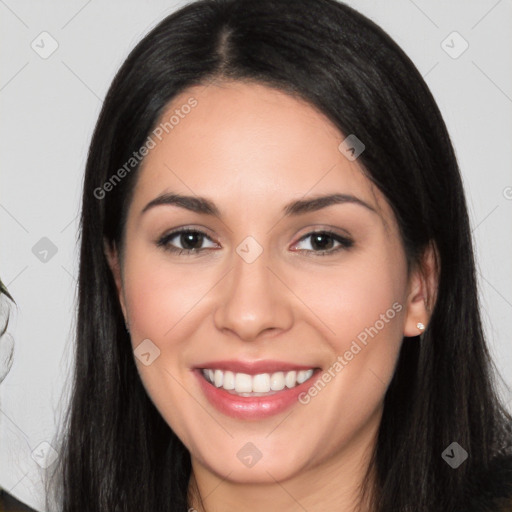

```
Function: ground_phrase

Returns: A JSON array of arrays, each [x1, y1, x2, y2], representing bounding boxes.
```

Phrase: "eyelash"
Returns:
[[156, 228, 354, 256]]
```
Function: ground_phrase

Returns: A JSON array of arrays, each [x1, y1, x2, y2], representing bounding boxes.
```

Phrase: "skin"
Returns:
[[106, 80, 437, 512]]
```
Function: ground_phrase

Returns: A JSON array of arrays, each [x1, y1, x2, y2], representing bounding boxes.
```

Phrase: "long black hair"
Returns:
[[49, 0, 512, 510]]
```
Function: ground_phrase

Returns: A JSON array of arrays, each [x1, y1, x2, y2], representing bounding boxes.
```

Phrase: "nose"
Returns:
[[213, 244, 294, 342]]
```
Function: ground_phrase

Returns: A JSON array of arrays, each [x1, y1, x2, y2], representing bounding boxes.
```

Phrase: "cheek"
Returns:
[[290, 246, 407, 350], [121, 249, 206, 434], [318, 250, 407, 413], [123, 248, 211, 341], [290, 244, 407, 413]]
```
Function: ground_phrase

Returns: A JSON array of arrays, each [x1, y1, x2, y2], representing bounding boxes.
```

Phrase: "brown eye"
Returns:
[[157, 229, 217, 255], [292, 230, 354, 255]]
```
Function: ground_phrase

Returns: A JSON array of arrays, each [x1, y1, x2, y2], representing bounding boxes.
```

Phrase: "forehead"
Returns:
[[131, 80, 392, 225]]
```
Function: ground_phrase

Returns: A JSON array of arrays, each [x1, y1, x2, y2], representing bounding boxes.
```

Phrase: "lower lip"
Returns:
[[194, 369, 319, 420]]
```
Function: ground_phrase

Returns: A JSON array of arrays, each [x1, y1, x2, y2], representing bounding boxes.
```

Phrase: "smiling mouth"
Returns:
[[199, 368, 320, 396]]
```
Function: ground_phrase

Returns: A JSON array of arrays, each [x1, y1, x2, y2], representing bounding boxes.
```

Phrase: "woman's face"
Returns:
[[107, 80, 428, 485]]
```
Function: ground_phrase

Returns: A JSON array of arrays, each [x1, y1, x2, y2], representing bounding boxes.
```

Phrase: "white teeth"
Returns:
[[201, 368, 315, 394], [223, 370, 235, 390], [214, 369, 223, 388], [297, 369, 313, 384], [270, 372, 285, 391], [285, 370, 297, 388], [234, 373, 252, 393], [253, 373, 271, 393]]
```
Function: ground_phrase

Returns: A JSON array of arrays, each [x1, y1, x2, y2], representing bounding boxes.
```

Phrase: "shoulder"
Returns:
[[457, 452, 512, 512]]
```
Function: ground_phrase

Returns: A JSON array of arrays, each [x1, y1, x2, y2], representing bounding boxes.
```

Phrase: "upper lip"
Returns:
[[194, 359, 319, 375]]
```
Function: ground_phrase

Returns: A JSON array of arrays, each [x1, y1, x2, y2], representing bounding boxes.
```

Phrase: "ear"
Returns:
[[104, 238, 128, 322], [403, 241, 439, 337]]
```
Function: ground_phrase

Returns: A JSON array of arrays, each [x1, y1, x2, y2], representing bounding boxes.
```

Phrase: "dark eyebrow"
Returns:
[[282, 193, 376, 216], [141, 193, 220, 217], [140, 192, 377, 218]]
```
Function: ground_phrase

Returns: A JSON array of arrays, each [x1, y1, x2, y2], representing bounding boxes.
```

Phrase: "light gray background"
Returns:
[[1, 0, 511, 510]]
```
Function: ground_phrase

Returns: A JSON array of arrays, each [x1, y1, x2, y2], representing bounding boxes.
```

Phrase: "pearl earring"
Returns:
[[417, 322, 425, 332]]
